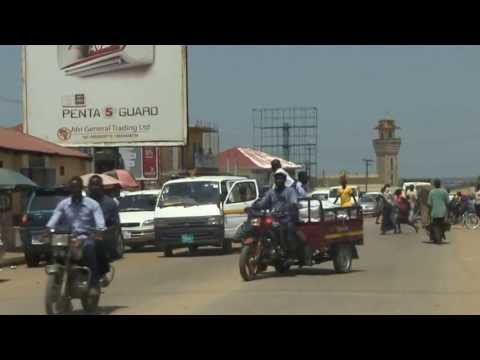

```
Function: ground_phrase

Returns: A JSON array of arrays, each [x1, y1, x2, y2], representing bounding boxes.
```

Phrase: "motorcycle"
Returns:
[[238, 207, 313, 281], [447, 201, 479, 230], [44, 228, 114, 315]]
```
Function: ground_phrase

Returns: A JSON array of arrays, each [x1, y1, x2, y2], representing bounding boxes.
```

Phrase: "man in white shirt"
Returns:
[[406, 185, 417, 223]]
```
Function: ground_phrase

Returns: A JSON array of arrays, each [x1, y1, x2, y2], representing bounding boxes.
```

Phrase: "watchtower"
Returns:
[[373, 114, 401, 186]]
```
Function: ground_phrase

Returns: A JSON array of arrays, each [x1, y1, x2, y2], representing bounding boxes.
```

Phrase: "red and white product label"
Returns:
[[88, 45, 123, 57]]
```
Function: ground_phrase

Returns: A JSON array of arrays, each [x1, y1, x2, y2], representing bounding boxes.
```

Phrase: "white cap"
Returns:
[[274, 168, 289, 178]]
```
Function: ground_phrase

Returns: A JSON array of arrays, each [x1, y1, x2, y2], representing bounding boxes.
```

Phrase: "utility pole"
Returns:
[[306, 146, 312, 177], [362, 159, 374, 193]]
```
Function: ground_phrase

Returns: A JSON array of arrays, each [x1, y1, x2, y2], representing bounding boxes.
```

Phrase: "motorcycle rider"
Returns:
[[270, 159, 295, 188], [427, 179, 449, 241], [451, 191, 468, 220], [46, 176, 105, 296], [254, 170, 299, 264], [87, 175, 120, 287]]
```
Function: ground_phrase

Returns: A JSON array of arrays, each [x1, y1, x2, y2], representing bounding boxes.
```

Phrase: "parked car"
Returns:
[[119, 190, 162, 251], [309, 188, 335, 209], [154, 176, 260, 256], [20, 187, 71, 267], [358, 194, 379, 216]]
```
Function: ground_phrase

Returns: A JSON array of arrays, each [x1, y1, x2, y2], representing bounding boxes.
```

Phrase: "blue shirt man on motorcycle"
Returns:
[[253, 170, 299, 261], [46, 176, 106, 296]]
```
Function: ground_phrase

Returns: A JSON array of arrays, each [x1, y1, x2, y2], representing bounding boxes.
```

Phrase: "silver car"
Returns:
[[359, 195, 379, 216]]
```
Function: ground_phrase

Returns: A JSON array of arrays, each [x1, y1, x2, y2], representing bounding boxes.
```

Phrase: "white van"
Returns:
[[154, 176, 259, 256], [402, 182, 431, 193]]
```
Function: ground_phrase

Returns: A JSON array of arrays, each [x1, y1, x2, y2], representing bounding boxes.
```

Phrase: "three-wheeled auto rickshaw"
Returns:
[[238, 198, 364, 281]]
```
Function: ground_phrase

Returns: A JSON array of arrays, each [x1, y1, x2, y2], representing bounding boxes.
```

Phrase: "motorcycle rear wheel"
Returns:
[[45, 275, 71, 315], [431, 225, 442, 244], [81, 291, 100, 314]]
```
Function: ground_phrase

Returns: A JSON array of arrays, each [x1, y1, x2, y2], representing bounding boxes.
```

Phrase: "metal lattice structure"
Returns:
[[253, 107, 318, 177]]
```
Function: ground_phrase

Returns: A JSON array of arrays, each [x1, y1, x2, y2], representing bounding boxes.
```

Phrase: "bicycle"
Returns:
[[447, 209, 480, 230]]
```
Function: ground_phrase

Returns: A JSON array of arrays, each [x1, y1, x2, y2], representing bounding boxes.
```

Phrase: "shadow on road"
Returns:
[[126, 246, 161, 254], [295, 268, 365, 276], [251, 268, 365, 281], [421, 241, 451, 245], [69, 305, 129, 315], [159, 247, 241, 259], [0, 279, 10, 284]]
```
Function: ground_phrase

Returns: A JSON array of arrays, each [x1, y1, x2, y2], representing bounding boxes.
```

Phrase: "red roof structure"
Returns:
[[219, 147, 301, 171], [10, 124, 23, 133], [0, 127, 90, 159]]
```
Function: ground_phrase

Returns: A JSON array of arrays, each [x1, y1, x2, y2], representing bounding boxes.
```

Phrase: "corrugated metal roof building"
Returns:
[[1, 126, 91, 187]]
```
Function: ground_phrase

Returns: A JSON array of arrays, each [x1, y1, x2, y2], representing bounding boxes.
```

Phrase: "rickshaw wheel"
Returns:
[[333, 244, 353, 273]]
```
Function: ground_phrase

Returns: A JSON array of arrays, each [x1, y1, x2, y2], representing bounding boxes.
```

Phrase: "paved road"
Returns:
[[2, 219, 480, 315]]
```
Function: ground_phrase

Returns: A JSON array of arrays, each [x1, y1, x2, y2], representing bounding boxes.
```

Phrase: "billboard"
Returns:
[[23, 45, 188, 147], [118, 147, 158, 180]]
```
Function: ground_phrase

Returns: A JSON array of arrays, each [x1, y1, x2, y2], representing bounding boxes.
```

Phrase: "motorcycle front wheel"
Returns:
[[239, 244, 261, 282], [45, 274, 71, 315], [464, 213, 480, 230]]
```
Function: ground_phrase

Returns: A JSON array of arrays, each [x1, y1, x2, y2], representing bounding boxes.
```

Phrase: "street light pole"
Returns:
[[362, 159, 374, 193]]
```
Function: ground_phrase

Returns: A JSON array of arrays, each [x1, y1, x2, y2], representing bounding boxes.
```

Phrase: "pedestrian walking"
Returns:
[[375, 193, 384, 224], [380, 185, 395, 235], [427, 179, 450, 241], [394, 188, 418, 233], [406, 185, 417, 223]]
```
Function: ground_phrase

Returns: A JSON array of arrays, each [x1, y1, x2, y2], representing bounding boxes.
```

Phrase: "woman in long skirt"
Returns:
[[381, 185, 395, 234]]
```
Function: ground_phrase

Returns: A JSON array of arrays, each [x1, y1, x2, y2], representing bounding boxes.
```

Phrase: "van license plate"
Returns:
[[181, 234, 194, 244]]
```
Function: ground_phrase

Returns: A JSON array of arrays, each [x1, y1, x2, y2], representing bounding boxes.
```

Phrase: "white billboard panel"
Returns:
[[23, 45, 188, 147]]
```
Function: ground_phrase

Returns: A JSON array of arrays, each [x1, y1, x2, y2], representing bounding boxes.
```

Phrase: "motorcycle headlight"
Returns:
[[250, 218, 261, 227], [208, 216, 223, 225], [143, 219, 154, 227]]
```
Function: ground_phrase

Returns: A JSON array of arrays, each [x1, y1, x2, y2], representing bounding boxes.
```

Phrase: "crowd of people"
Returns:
[[376, 184, 419, 235]]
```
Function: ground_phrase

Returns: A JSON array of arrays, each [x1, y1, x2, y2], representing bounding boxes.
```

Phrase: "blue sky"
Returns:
[[1, 45, 479, 178]]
